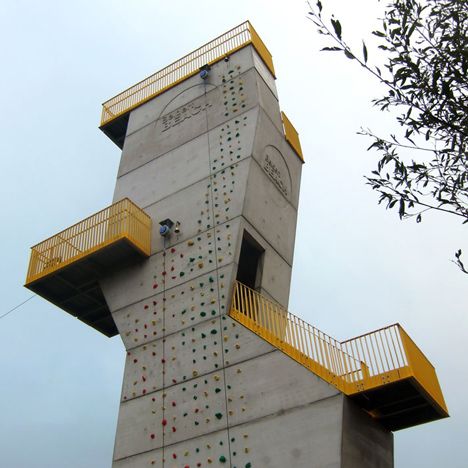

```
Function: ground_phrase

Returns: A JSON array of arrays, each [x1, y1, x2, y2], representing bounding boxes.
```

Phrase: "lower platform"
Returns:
[[350, 376, 447, 431], [25, 198, 152, 337], [26, 238, 145, 337]]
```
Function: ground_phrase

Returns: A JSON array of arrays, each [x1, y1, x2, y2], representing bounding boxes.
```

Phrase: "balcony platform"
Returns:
[[25, 199, 152, 337], [350, 376, 447, 431]]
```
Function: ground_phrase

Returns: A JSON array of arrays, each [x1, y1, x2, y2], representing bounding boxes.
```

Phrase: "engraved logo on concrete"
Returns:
[[262, 145, 292, 198], [161, 102, 212, 132]]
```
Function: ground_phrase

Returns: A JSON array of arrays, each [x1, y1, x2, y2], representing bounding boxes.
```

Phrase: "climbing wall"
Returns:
[[100, 44, 392, 468]]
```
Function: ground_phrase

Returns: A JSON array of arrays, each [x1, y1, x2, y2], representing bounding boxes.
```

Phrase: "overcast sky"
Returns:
[[1, 1, 466, 467]]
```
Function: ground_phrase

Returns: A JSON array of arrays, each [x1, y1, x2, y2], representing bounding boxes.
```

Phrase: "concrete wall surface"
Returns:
[[97, 43, 393, 468]]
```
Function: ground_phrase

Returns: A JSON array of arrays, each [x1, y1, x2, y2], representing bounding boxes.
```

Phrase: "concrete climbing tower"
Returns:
[[25, 22, 448, 468]]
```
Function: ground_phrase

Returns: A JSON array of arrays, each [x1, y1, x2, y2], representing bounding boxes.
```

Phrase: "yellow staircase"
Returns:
[[229, 281, 448, 431]]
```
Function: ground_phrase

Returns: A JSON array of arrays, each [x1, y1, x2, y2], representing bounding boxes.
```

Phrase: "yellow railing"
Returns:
[[281, 112, 304, 162], [25, 198, 152, 285], [229, 281, 447, 413], [100, 21, 275, 127]]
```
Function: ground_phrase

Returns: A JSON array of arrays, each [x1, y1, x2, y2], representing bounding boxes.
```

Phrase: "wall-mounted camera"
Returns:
[[159, 218, 174, 237], [199, 64, 211, 80]]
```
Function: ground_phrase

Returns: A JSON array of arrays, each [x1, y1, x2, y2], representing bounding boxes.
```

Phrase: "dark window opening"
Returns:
[[236, 232, 264, 290]]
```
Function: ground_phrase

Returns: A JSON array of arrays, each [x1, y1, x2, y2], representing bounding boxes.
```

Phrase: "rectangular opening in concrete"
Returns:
[[236, 230, 264, 290]]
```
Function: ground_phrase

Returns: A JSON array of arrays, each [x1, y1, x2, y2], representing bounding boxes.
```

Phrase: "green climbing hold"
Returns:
[[215, 388, 221, 393], [211, 329, 218, 335], [215, 413, 223, 420], [219, 455, 227, 463]]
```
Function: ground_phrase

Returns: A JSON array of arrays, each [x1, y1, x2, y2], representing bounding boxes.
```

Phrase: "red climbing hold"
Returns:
[[153, 284, 158, 289], [150, 433, 155, 439], [172, 453, 177, 459], [170, 248, 176, 253], [162, 418, 167, 426], [172, 426, 176, 432], [144, 305, 149, 309], [172, 401, 176, 407]]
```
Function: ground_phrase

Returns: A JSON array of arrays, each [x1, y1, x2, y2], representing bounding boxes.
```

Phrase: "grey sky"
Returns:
[[1, 0, 466, 467]]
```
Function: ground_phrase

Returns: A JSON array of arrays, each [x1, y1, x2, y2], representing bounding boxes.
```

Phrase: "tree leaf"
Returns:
[[321, 47, 342, 52], [331, 18, 342, 40], [399, 199, 405, 219], [362, 41, 368, 63]]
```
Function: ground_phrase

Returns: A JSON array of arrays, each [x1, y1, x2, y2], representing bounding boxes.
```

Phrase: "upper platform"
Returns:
[[100, 21, 275, 149], [25, 198, 151, 336]]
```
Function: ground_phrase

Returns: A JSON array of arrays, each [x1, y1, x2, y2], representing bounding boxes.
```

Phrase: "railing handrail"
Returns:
[[103, 22, 250, 110], [30, 198, 150, 251], [26, 198, 152, 285], [229, 280, 436, 394], [100, 21, 275, 126], [341, 323, 401, 344]]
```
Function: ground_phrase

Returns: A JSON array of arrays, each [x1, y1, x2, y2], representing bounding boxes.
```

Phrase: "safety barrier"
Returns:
[[25, 198, 151, 285], [229, 280, 447, 410], [281, 112, 304, 161], [101, 21, 275, 126]]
